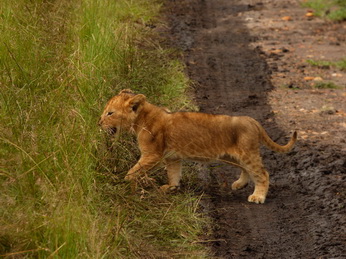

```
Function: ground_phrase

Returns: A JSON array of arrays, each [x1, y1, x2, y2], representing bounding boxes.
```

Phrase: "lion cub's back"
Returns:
[[164, 112, 238, 159]]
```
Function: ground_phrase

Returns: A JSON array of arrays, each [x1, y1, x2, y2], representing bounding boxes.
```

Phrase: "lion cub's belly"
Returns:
[[164, 150, 214, 162], [164, 144, 229, 162]]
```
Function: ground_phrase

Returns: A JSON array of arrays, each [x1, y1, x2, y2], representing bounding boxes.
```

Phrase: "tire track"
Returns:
[[167, 0, 345, 258]]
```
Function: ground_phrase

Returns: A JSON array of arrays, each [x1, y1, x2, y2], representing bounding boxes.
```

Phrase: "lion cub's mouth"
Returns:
[[107, 127, 117, 135]]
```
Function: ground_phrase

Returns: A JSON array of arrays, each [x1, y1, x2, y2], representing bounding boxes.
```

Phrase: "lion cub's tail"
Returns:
[[260, 126, 297, 153]]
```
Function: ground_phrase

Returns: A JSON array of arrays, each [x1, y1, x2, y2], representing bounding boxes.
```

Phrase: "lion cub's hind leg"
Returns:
[[222, 155, 249, 190], [231, 170, 250, 190], [240, 153, 269, 204], [160, 159, 182, 193]]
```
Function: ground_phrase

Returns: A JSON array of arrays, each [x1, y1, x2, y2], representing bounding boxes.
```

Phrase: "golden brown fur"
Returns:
[[99, 89, 297, 204]]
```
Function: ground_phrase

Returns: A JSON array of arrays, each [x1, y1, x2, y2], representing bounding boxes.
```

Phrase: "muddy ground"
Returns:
[[165, 0, 345, 258]]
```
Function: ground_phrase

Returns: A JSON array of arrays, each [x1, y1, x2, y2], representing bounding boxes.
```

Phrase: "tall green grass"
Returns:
[[0, 0, 208, 257]]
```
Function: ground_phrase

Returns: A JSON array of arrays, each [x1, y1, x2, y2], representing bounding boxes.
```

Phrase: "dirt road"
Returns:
[[166, 0, 346, 258]]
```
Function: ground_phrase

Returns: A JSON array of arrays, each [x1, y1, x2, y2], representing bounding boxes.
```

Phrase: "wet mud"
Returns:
[[165, 0, 346, 258]]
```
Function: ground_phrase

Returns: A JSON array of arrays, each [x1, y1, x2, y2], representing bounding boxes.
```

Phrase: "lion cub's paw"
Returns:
[[125, 174, 156, 186], [248, 194, 266, 204], [124, 174, 135, 181], [124, 175, 132, 181], [160, 185, 180, 193], [231, 181, 248, 190], [124, 175, 135, 181]]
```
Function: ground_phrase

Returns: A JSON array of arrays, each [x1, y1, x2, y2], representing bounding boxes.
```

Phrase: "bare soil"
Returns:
[[165, 0, 346, 258]]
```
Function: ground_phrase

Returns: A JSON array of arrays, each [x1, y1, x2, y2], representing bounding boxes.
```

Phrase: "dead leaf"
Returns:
[[281, 16, 292, 21], [336, 111, 346, 116], [271, 49, 282, 54], [303, 76, 323, 81], [313, 77, 323, 81], [305, 10, 314, 17]]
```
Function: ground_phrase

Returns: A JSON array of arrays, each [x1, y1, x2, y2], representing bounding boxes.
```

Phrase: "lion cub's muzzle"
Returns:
[[101, 126, 117, 136], [98, 119, 117, 135]]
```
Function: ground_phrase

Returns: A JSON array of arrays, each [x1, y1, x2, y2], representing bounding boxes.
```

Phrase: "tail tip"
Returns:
[[293, 131, 298, 140]]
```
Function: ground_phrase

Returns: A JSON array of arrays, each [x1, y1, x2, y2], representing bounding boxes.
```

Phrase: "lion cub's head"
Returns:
[[99, 89, 146, 136]]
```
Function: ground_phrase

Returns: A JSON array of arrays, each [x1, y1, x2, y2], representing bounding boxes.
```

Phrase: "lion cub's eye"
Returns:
[[107, 111, 114, 116]]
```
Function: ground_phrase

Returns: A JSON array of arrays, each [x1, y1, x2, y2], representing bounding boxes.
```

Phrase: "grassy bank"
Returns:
[[0, 0, 208, 258], [302, 0, 346, 20]]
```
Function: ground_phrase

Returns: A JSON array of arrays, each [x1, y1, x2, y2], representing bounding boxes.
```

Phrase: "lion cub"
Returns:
[[99, 89, 297, 204]]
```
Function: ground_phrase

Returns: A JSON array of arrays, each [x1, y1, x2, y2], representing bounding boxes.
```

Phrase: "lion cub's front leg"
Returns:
[[124, 155, 161, 181], [160, 159, 182, 193]]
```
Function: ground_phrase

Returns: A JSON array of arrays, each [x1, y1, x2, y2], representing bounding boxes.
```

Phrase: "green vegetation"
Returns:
[[0, 0, 208, 258], [313, 81, 340, 88], [302, 0, 346, 21], [307, 58, 346, 70]]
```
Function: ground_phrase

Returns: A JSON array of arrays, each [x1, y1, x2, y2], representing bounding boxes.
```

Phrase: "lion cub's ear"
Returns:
[[119, 89, 134, 95], [128, 94, 146, 112]]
